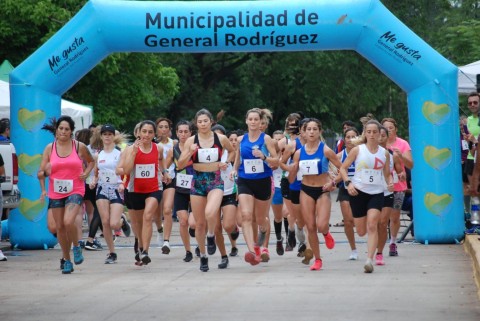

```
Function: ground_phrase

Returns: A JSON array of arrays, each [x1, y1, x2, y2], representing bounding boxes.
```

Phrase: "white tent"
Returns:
[[458, 60, 480, 94], [0, 79, 93, 131]]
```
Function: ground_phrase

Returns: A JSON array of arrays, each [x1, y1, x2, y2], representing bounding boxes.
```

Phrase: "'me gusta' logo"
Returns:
[[48, 37, 88, 74]]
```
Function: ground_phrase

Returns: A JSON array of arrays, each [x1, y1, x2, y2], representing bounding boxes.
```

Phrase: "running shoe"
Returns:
[[93, 238, 103, 249], [188, 227, 196, 238], [297, 242, 306, 257], [60, 258, 65, 270], [72, 245, 84, 265], [105, 252, 117, 264], [229, 247, 238, 257], [310, 259, 322, 271], [114, 229, 122, 237], [85, 240, 102, 251], [260, 248, 270, 263], [135, 251, 142, 265], [364, 260, 374, 273], [121, 214, 132, 237], [162, 241, 171, 254], [375, 253, 385, 266], [302, 249, 314, 265], [0, 250, 7, 261], [349, 250, 358, 261], [324, 232, 335, 249], [200, 256, 209, 272], [230, 226, 240, 241], [78, 240, 85, 249], [389, 243, 398, 256], [62, 260, 74, 274], [184, 251, 193, 262], [195, 246, 200, 257], [218, 256, 229, 269], [141, 251, 151, 265], [244, 251, 260, 266], [254, 245, 261, 261], [287, 229, 296, 249], [276, 237, 284, 256], [157, 228, 164, 247], [207, 235, 216, 255]]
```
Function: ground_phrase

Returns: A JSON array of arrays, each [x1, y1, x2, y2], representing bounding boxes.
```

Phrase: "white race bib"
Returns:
[[99, 170, 118, 184], [176, 173, 193, 189], [392, 171, 399, 184], [299, 159, 319, 176], [54, 179, 73, 194], [244, 159, 264, 174], [273, 172, 282, 188], [462, 140, 469, 151], [360, 169, 382, 185], [198, 148, 219, 163], [135, 164, 155, 179]]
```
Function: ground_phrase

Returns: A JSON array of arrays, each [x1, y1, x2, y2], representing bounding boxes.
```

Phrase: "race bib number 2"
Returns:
[[54, 179, 73, 194], [135, 164, 155, 179]]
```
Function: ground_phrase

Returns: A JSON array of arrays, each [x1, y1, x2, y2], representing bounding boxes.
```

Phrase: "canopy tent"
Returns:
[[458, 60, 480, 94], [0, 79, 93, 131]]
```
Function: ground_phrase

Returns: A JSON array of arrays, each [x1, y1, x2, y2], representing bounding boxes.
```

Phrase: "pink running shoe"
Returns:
[[324, 232, 335, 249], [375, 253, 385, 266], [310, 259, 322, 271], [245, 252, 260, 266], [254, 246, 261, 261], [260, 248, 270, 263]]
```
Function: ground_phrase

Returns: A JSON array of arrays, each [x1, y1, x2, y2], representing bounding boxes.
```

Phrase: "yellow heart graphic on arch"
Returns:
[[423, 146, 451, 170], [424, 192, 452, 216], [421, 101, 450, 125], [18, 108, 46, 132]]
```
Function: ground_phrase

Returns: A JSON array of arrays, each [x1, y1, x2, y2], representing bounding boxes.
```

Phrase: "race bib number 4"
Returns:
[[299, 159, 319, 176], [244, 159, 264, 174], [54, 179, 73, 194], [135, 164, 155, 179], [360, 169, 382, 185], [198, 148, 219, 163], [176, 173, 193, 189]]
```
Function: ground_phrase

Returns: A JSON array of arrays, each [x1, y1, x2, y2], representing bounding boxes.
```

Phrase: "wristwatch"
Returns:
[[344, 180, 351, 187]]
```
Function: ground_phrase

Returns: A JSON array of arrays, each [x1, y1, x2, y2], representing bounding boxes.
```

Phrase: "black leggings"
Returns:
[[85, 184, 102, 238]]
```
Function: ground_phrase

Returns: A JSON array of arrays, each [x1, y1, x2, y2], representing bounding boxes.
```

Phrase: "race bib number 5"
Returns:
[[135, 164, 155, 179], [360, 169, 382, 185], [244, 159, 264, 174], [54, 179, 73, 194], [198, 148, 219, 163]]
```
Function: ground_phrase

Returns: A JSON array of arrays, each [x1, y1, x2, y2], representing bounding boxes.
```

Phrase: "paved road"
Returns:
[[1, 191, 479, 321]]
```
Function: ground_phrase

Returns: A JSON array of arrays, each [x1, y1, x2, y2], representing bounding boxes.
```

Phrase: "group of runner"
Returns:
[[37, 108, 413, 274]]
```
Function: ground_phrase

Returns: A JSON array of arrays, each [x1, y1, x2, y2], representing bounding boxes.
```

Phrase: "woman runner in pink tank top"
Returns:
[[38, 116, 95, 274]]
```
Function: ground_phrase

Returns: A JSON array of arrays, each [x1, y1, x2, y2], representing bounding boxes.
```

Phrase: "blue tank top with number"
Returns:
[[238, 132, 272, 179], [298, 142, 327, 176], [339, 149, 355, 188], [289, 137, 303, 191]]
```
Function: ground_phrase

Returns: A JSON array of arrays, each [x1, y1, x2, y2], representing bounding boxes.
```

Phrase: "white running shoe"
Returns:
[[0, 250, 7, 261], [349, 250, 358, 261]]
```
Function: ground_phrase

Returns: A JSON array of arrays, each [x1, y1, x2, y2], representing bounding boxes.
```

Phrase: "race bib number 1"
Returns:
[[360, 169, 382, 185], [135, 164, 155, 179], [54, 179, 73, 194], [244, 159, 264, 174], [198, 148, 219, 163]]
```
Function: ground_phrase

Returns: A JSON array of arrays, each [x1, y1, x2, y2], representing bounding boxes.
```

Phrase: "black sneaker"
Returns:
[[230, 226, 240, 241], [276, 237, 285, 256], [297, 242, 307, 257], [218, 256, 229, 269], [105, 253, 117, 264], [184, 251, 193, 262], [287, 230, 296, 249], [85, 240, 102, 251], [207, 235, 216, 255], [200, 256, 209, 272], [229, 247, 239, 257], [188, 227, 196, 238], [195, 246, 200, 257], [121, 214, 132, 237], [141, 251, 151, 265]]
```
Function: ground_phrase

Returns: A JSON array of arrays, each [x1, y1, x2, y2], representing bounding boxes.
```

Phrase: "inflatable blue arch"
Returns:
[[9, 0, 462, 249]]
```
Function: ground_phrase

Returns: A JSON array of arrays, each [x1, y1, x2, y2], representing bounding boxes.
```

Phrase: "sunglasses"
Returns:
[[469, 101, 479, 106]]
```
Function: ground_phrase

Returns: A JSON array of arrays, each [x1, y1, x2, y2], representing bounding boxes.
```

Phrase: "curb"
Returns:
[[464, 235, 480, 300]]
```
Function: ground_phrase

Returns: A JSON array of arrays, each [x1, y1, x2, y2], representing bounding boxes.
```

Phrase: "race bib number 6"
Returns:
[[244, 159, 264, 174], [135, 164, 155, 179], [54, 179, 73, 194]]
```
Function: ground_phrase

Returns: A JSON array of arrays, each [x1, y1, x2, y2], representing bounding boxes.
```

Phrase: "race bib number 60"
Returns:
[[135, 164, 155, 179]]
